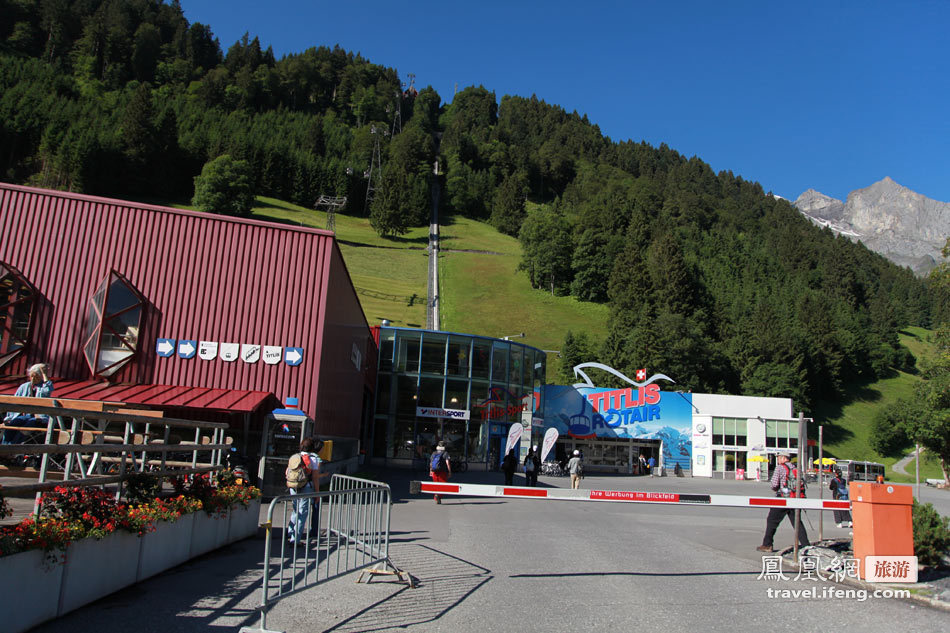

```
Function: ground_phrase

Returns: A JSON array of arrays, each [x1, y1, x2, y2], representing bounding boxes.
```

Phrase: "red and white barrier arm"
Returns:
[[409, 480, 850, 512]]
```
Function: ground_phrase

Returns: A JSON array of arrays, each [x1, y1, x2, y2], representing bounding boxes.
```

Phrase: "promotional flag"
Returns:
[[541, 427, 559, 462], [504, 422, 523, 456]]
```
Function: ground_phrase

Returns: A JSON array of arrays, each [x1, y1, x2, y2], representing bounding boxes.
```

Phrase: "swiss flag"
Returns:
[[636, 368, 647, 381]]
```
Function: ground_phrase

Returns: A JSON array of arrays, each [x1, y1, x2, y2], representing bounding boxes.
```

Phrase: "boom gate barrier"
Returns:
[[242, 475, 412, 633], [410, 480, 852, 511]]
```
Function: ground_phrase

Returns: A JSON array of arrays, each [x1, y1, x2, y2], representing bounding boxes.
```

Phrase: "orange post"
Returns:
[[850, 482, 914, 579]]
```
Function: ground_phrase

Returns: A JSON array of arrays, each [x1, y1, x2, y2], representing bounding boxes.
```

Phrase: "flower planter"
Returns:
[[137, 512, 196, 581], [227, 499, 261, 544], [1, 548, 64, 633], [190, 509, 230, 557], [58, 529, 142, 615]]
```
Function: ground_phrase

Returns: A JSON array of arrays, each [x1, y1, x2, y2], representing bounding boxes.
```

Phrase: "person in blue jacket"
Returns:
[[2, 363, 53, 444]]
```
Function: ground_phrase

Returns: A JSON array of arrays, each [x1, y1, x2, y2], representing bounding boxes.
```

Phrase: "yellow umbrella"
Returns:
[[748, 455, 769, 462], [813, 457, 837, 465]]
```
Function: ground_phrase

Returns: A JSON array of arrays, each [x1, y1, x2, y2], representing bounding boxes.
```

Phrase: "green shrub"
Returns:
[[913, 499, 950, 566]]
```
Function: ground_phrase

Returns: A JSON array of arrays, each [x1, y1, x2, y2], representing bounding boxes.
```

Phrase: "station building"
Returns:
[[370, 326, 546, 469], [0, 183, 376, 461]]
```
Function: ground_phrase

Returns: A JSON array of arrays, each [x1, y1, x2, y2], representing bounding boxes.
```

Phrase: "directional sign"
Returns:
[[263, 346, 282, 365], [241, 344, 261, 364], [285, 347, 304, 366], [156, 338, 175, 357], [220, 343, 239, 362], [198, 341, 218, 361], [178, 340, 197, 359]]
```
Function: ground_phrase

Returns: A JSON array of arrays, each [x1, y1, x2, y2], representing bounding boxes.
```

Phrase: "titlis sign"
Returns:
[[569, 363, 676, 437]]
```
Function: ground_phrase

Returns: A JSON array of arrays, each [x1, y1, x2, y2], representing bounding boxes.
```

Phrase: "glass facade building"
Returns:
[[372, 327, 546, 469]]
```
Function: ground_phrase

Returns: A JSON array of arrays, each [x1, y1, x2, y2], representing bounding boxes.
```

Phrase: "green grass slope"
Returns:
[[812, 327, 942, 483], [437, 215, 609, 380]]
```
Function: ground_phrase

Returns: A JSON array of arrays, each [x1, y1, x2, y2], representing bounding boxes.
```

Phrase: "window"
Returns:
[[712, 418, 747, 446], [471, 340, 491, 379], [82, 271, 145, 377], [378, 330, 395, 372], [420, 332, 447, 374], [395, 331, 420, 373], [0, 262, 36, 369], [765, 420, 798, 449]]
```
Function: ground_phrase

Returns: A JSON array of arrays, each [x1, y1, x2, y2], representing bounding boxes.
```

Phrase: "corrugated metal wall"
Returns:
[[0, 183, 374, 436]]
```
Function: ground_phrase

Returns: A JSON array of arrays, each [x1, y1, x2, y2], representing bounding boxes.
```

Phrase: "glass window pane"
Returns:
[[395, 332, 420, 373], [467, 419, 487, 462], [446, 335, 470, 377], [420, 333, 447, 374], [714, 450, 725, 471], [375, 373, 392, 414], [392, 416, 414, 458], [396, 375, 418, 414], [713, 419, 724, 435], [379, 331, 395, 372], [97, 349, 133, 373], [445, 379, 469, 410], [491, 341, 508, 382], [724, 419, 735, 436], [418, 376, 444, 407], [443, 420, 465, 458], [472, 340, 491, 379], [104, 308, 141, 351], [509, 345, 523, 385], [105, 274, 141, 315]]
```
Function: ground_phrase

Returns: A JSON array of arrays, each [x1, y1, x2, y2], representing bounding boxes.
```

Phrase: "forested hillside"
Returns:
[[1, 0, 941, 414]]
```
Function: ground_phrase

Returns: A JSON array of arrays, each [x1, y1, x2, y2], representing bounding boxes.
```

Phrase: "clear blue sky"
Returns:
[[180, 0, 950, 203]]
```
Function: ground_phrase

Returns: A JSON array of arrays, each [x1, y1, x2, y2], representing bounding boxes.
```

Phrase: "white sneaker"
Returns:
[[836, 523, 843, 528]]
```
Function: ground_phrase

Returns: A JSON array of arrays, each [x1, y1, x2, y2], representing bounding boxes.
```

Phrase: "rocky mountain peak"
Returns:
[[794, 178, 948, 276]]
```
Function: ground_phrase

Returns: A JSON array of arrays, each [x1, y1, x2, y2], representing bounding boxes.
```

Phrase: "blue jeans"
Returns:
[[287, 483, 314, 542], [2, 415, 46, 444]]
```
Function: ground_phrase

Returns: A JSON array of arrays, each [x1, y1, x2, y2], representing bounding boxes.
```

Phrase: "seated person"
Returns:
[[2, 363, 54, 444]]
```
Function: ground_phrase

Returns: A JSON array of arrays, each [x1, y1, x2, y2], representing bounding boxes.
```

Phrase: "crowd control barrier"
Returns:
[[241, 474, 412, 633]]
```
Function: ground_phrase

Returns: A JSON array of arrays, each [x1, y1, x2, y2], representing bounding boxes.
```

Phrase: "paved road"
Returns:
[[33, 470, 948, 633]]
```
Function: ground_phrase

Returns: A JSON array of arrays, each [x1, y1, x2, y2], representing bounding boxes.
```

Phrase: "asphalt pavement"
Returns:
[[28, 470, 950, 633]]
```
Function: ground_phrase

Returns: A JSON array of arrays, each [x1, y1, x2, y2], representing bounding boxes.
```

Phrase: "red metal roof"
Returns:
[[0, 376, 276, 414], [0, 183, 376, 436]]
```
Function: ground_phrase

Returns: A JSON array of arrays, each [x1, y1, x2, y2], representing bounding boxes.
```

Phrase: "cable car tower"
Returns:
[[314, 194, 347, 233], [363, 125, 386, 215]]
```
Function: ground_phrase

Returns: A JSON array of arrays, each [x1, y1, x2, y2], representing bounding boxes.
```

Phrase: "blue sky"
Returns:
[[180, 1, 950, 203]]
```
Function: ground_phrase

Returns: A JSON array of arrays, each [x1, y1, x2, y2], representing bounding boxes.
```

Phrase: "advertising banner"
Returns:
[[504, 423, 523, 455], [541, 427, 559, 462]]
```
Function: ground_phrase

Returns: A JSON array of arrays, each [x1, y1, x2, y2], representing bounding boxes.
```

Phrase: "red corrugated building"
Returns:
[[0, 183, 376, 448]]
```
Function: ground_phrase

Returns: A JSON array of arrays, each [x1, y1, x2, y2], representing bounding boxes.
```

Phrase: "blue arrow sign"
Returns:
[[178, 340, 197, 359], [156, 338, 176, 357], [284, 347, 304, 366]]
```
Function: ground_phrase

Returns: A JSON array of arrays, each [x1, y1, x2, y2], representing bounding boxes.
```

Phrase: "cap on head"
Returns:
[[573, 449, 580, 456]]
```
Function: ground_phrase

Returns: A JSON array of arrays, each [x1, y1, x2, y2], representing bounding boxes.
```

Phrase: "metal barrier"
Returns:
[[241, 474, 412, 633], [0, 400, 229, 513]]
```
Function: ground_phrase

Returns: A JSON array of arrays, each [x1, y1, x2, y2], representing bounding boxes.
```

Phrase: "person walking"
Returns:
[[757, 453, 810, 552], [829, 468, 853, 528], [502, 448, 518, 486], [638, 453, 647, 475], [568, 449, 584, 489], [647, 455, 656, 477], [429, 441, 452, 504], [524, 446, 540, 487], [285, 438, 324, 543]]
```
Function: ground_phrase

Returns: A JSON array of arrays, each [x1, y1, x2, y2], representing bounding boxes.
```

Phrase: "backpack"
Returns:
[[285, 453, 312, 490], [430, 451, 447, 472], [835, 478, 849, 499], [525, 457, 535, 472]]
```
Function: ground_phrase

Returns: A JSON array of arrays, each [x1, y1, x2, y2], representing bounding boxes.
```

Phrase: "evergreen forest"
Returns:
[[1, 0, 944, 414]]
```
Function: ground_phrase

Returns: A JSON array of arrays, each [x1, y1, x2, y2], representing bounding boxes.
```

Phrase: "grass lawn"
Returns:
[[812, 328, 944, 483], [438, 218, 609, 382]]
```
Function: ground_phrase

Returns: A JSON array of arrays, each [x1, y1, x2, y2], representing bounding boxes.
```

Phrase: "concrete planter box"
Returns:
[[137, 512, 196, 581], [58, 529, 141, 615], [227, 500, 261, 544], [1, 548, 64, 633], [190, 509, 231, 557]]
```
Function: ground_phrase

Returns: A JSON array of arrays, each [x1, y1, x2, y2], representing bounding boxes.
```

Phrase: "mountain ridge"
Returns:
[[794, 178, 949, 275]]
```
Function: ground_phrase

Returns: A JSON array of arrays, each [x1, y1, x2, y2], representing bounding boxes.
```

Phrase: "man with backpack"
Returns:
[[829, 468, 853, 528], [285, 437, 324, 543], [429, 441, 451, 504], [757, 453, 810, 552]]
